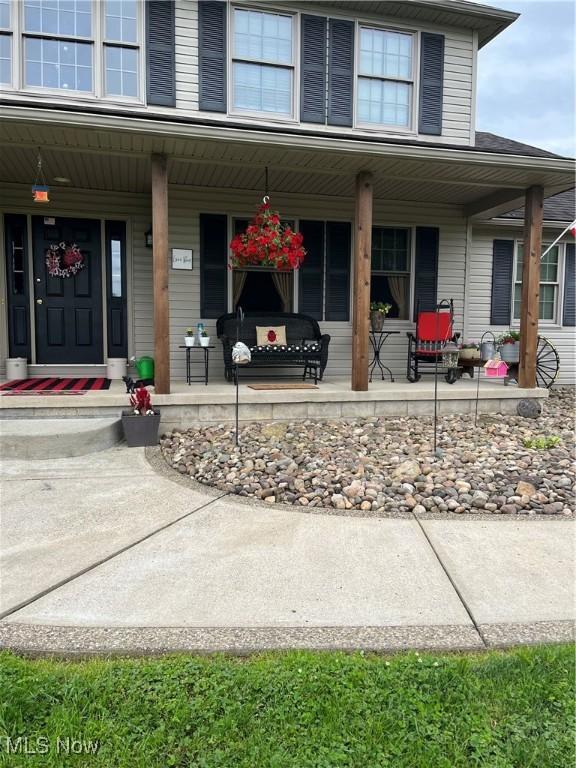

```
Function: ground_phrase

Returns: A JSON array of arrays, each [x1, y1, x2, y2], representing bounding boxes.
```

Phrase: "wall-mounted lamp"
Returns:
[[145, 227, 153, 248]]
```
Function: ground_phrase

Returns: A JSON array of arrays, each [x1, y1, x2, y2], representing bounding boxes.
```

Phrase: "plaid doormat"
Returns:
[[0, 377, 111, 393]]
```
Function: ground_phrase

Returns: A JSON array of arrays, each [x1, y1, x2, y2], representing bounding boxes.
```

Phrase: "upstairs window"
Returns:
[[370, 227, 412, 319], [231, 8, 294, 119], [0, 0, 10, 85], [357, 26, 414, 129], [4, 0, 141, 99]]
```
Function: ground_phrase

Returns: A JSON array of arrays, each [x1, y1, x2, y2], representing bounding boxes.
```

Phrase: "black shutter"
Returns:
[[419, 32, 444, 135], [146, 0, 176, 107], [325, 221, 351, 320], [199, 0, 227, 113], [414, 227, 439, 316], [490, 239, 514, 325], [563, 243, 575, 326], [299, 220, 325, 319], [301, 15, 327, 124], [200, 214, 228, 318], [4, 214, 31, 360], [328, 19, 354, 127]]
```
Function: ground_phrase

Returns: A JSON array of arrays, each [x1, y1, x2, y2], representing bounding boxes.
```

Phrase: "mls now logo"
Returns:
[[57, 737, 100, 755]]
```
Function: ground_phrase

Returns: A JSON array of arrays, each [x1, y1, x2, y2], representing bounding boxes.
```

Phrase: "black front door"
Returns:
[[33, 216, 103, 364]]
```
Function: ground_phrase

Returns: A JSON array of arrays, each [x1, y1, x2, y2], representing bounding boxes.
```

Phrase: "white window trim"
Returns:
[[354, 22, 419, 135], [511, 240, 565, 327], [228, 4, 299, 124], [370, 224, 416, 323], [1, 0, 144, 104]]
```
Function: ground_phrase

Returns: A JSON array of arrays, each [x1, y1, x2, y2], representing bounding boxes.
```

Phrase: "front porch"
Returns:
[[0, 375, 548, 430]]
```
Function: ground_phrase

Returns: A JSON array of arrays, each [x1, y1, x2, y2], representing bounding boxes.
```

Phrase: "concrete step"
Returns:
[[0, 418, 123, 460]]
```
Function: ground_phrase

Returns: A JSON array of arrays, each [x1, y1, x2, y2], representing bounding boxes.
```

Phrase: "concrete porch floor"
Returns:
[[0, 375, 548, 428]]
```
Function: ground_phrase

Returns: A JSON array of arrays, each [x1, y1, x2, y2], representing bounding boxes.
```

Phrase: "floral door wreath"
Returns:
[[45, 242, 85, 278]]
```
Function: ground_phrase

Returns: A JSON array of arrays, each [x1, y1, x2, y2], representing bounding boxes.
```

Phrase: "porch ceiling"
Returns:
[[0, 115, 574, 216]]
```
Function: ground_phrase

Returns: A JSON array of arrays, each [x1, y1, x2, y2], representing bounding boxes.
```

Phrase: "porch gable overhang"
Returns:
[[0, 104, 574, 217]]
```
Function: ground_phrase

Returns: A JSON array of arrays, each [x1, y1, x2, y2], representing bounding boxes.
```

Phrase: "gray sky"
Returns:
[[477, 0, 575, 157]]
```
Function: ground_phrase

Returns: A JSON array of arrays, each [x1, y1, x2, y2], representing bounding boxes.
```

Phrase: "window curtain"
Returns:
[[388, 275, 408, 319], [232, 270, 247, 308], [271, 271, 292, 312]]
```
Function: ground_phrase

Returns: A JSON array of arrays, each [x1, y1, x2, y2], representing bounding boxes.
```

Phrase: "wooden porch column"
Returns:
[[518, 185, 544, 388], [151, 153, 170, 394], [351, 171, 373, 391]]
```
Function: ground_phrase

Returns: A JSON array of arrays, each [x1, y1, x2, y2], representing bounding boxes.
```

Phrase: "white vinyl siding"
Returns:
[[467, 226, 575, 385]]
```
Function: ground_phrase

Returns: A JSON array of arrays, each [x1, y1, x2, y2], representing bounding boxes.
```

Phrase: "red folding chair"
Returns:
[[406, 299, 460, 383]]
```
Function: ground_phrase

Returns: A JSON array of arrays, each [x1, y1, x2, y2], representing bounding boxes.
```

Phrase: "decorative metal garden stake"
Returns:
[[235, 306, 244, 447], [433, 299, 453, 455], [474, 330, 497, 426]]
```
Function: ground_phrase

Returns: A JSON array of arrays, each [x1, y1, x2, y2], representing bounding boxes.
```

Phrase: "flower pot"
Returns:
[[122, 410, 161, 447], [480, 341, 495, 361], [370, 311, 385, 332], [5, 357, 28, 380], [459, 348, 480, 361], [499, 342, 520, 363], [184, 336, 195, 347], [199, 337, 210, 347]]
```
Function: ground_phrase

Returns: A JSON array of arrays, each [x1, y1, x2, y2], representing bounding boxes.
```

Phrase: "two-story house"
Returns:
[[0, 0, 574, 394]]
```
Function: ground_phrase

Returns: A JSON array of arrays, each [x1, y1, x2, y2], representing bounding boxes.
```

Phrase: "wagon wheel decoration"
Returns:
[[535, 335, 560, 389], [45, 241, 85, 278]]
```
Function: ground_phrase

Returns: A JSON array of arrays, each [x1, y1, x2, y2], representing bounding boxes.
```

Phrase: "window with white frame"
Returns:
[[231, 7, 294, 118], [1, 0, 141, 99], [513, 243, 560, 322], [0, 0, 11, 86], [357, 26, 414, 129], [370, 227, 412, 319]]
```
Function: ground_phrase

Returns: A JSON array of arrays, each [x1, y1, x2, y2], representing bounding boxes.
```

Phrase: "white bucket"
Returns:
[[106, 358, 128, 380], [5, 357, 28, 380]]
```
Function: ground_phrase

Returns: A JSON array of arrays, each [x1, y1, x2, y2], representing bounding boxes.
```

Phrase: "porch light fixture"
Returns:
[[32, 149, 49, 204], [442, 341, 460, 370], [145, 227, 153, 248]]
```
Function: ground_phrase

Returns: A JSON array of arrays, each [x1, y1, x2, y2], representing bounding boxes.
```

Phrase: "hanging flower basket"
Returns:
[[45, 242, 85, 278], [229, 200, 306, 270]]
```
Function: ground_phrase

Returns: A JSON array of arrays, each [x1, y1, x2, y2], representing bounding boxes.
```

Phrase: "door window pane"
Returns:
[[358, 78, 411, 126], [359, 27, 412, 79], [105, 45, 138, 97], [105, 0, 137, 44], [0, 33, 10, 84], [371, 227, 411, 319], [25, 37, 92, 91], [110, 239, 122, 297], [233, 62, 292, 115], [24, 0, 92, 37], [234, 9, 292, 64]]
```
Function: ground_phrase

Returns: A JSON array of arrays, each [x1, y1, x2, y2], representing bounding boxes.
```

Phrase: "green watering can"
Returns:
[[132, 355, 154, 381]]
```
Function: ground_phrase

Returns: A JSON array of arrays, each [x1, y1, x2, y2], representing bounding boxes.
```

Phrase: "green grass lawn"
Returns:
[[0, 645, 573, 767]]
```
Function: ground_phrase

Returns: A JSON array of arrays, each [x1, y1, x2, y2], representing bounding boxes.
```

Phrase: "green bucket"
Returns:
[[135, 356, 154, 380]]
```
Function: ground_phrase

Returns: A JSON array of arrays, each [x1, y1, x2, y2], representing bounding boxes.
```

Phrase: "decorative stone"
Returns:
[[515, 480, 537, 498], [391, 459, 421, 482], [517, 399, 542, 418]]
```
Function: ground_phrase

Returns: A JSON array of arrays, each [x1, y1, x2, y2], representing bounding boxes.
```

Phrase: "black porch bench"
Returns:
[[217, 312, 330, 384]]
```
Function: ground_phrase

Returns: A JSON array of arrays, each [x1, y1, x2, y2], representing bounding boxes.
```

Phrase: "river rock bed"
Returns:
[[161, 388, 574, 516]]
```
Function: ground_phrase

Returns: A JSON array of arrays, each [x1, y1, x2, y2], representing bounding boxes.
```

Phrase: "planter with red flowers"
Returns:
[[122, 387, 161, 447], [229, 200, 306, 270]]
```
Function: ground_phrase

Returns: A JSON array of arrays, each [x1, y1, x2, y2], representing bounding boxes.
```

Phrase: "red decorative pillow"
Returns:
[[256, 326, 287, 346]]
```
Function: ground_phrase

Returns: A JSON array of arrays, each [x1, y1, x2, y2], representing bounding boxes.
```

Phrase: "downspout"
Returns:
[[462, 216, 472, 341]]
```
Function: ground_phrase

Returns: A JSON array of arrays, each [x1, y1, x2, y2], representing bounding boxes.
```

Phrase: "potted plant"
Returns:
[[184, 328, 195, 347], [199, 330, 210, 347], [370, 302, 392, 332], [459, 342, 480, 361], [122, 387, 161, 447], [497, 330, 521, 363]]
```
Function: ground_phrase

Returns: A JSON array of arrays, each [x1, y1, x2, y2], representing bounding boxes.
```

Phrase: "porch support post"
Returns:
[[351, 171, 373, 391], [151, 153, 171, 395], [518, 185, 544, 388]]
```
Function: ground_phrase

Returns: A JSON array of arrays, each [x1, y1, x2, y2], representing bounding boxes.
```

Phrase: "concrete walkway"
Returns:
[[0, 446, 573, 655]]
